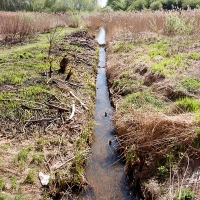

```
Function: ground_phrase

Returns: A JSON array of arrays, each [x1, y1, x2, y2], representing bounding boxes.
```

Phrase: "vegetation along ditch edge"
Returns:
[[0, 26, 99, 199]]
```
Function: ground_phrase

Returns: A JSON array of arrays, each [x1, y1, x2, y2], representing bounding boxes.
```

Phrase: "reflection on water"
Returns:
[[96, 27, 106, 45], [80, 68, 133, 200], [80, 27, 136, 200], [98, 47, 106, 68]]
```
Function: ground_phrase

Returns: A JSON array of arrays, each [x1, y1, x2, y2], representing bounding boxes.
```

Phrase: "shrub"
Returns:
[[164, 13, 195, 36], [150, 1, 163, 10], [177, 187, 194, 200]]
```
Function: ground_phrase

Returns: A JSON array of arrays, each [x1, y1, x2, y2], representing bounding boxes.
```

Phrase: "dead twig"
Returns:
[[69, 100, 75, 120], [46, 103, 69, 112], [25, 118, 58, 123], [21, 104, 43, 111], [69, 91, 88, 110]]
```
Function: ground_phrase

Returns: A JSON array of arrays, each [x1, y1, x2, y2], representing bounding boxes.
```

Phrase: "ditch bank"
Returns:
[[106, 33, 200, 199], [0, 29, 98, 199]]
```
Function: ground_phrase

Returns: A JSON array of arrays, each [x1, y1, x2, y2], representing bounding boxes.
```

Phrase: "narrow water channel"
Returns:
[[80, 28, 135, 199]]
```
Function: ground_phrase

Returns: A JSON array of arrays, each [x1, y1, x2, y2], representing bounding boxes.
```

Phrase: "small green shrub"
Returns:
[[158, 165, 168, 178], [164, 13, 195, 36], [128, 0, 148, 10], [177, 187, 194, 200], [182, 0, 200, 9]]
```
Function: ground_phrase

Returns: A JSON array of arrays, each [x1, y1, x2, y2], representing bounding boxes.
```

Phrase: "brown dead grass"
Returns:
[[114, 105, 200, 197], [87, 10, 200, 41], [104, 11, 200, 198], [0, 11, 71, 44]]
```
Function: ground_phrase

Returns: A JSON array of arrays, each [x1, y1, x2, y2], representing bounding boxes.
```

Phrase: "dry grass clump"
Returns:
[[87, 10, 200, 41], [0, 11, 70, 44], [114, 105, 200, 197]]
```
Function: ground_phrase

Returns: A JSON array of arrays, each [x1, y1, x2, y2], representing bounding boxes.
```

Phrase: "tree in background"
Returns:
[[182, 0, 200, 8], [0, 0, 98, 12], [106, 0, 200, 10], [128, 0, 148, 10], [107, 0, 126, 10]]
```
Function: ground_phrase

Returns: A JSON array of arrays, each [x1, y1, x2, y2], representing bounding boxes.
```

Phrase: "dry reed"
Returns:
[[0, 11, 71, 43], [87, 10, 200, 41], [113, 104, 200, 198]]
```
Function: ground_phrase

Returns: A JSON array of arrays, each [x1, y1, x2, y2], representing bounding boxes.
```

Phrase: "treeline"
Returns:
[[0, 0, 98, 12], [107, 0, 200, 11]]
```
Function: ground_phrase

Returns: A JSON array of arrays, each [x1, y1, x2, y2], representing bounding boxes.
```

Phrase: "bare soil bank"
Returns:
[[106, 33, 200, 199]]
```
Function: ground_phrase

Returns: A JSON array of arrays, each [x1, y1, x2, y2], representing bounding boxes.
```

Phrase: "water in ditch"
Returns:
[[80, 27, 136, 200]]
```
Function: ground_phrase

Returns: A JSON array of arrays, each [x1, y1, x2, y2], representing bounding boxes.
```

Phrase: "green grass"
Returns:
[[0, 66, 29, 85], [10, 175, 17, 190], [113, 43, 134, 53], [31, 153, 44, 166], [23, 169, 35, 184], [151, 54, 185, 77], [148, 42, 167, 58], [189, 52, 200, 60], [176, 97, 200, 112], [122, 91, 164, 111], [15, 146, 32, 164], [180, 77, 200, 91], [0, 176, 6, 191]]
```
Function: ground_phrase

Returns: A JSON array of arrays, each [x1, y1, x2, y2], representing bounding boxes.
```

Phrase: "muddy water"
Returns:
[[80, 28, 135, 199]]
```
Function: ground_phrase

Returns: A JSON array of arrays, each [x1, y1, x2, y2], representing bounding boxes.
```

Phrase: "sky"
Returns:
[[97, 0, 107, 7]]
